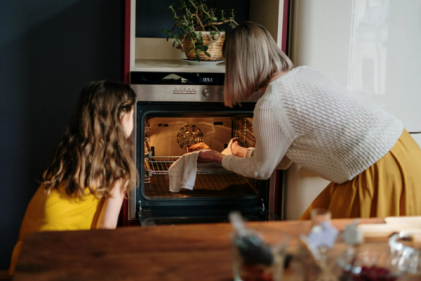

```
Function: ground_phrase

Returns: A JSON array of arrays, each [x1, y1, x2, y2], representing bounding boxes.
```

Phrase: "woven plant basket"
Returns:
[[183, 31, 225, 61]]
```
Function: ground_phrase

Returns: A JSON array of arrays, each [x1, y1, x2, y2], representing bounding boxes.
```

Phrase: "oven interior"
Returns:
[[142, 115, 258, 199], [135, 102, 273, 226]]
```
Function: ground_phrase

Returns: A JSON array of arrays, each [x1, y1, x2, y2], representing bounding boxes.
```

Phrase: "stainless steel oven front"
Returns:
[[128, 71, 278, 226]]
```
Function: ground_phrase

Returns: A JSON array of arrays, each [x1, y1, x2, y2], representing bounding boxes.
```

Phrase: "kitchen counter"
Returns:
[[12, 218, 418, 281]]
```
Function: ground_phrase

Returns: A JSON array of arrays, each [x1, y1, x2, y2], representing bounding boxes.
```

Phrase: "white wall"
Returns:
[[285, 0, 421, 220]]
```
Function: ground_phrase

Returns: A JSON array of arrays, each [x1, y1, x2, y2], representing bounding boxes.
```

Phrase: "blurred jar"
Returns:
[[230, 230, 290, 281]]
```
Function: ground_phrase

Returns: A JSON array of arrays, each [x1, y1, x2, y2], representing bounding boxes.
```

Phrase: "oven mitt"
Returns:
[[168, 151, 201, 192]]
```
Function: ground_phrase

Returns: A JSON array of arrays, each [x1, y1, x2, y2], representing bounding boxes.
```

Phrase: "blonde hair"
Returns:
[[41, 81, 138, 198], [223, 21, 293, 107]]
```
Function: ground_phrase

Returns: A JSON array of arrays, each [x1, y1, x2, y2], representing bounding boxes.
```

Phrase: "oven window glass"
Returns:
[[142, 115, 258, 199]]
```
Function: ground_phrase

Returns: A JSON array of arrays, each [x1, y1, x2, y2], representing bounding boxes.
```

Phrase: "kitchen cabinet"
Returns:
[[127, 0, 289, 73]]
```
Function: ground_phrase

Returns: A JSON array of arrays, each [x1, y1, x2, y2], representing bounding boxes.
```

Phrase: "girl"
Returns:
[[198, 22, 421, 219], [9, 80, 138, 275]]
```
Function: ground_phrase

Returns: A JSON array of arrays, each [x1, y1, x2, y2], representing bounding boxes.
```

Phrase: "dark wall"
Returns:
[[0, 0, 123, 270]]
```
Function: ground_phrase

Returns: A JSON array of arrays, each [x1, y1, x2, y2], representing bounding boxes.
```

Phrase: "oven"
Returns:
[[127, 70, 283, 226]]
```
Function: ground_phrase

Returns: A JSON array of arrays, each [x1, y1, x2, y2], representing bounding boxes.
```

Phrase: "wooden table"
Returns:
[[13, 218, 418, 281]]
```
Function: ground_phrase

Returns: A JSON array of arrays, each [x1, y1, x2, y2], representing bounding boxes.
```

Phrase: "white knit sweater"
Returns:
[[221, 66, 403, 184]]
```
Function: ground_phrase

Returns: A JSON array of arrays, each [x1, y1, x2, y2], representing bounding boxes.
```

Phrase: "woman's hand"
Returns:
[[231, 140, 247, 158], [198, 150, 225, 163]]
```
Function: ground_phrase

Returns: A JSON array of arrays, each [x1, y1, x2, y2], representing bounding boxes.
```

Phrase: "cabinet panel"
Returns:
[[249, 0, 285, 48]]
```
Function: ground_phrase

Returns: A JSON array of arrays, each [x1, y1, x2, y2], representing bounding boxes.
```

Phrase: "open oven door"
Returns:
[[139, 207, 277, 227]]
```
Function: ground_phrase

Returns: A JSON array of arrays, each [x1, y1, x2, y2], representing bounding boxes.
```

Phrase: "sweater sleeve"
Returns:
[[241, 148, 292, 170], [221, 96, 293, 179]]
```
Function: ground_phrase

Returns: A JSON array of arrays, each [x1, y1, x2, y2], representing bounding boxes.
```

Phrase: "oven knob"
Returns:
[[202, 88, 210, 97]]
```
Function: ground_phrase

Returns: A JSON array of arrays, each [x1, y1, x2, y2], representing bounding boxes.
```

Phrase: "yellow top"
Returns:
[[9, 182, 104, 274]]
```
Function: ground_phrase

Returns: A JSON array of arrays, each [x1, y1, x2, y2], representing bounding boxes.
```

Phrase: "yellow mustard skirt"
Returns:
[[300, 130, 421, 220], [8, 182, 104, 275]]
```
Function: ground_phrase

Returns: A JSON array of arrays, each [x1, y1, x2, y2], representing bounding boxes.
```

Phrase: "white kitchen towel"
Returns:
[[168, 138, 239, 193], [168, 151, 201, 192]]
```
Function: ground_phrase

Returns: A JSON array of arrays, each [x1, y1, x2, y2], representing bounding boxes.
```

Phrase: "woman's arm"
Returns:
[[198, 96, 295, 178], [197, 139, 248, 163], [198, 129, 292, 172], [221, 98, 294, 179], [234, 143, 293, 170], [96, 179, 125, 229]]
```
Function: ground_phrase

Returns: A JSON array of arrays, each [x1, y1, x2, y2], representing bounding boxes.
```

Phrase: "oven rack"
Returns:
[[144, 156, 233, 175], [235, 130, 255, 147]]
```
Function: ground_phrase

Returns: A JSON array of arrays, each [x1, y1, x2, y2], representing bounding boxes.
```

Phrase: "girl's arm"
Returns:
[[96, 179, 125, 229]]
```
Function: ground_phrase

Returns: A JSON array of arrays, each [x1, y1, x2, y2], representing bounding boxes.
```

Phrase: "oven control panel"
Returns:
[[131, 71, 259, 102], [202, 88, 210, 97], [132, 84, 226, 102], [171, 88, 218, 96], [173, 90, 197, 95], [131, 71, 225, 86]]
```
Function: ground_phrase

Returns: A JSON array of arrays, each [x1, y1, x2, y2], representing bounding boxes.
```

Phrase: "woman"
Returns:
[[198, 21, 421, 219]]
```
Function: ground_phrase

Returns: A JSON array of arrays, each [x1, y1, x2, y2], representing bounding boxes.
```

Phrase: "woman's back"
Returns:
[[262, 66, 403, 183]]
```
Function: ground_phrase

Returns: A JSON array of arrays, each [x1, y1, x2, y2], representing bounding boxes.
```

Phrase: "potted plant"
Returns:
[[162, 0, 238, 62]]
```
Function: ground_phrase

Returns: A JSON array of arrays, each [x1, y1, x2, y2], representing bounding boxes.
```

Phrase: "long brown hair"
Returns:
[[41, 80, 138, 198], [223, 21, 293, 107]]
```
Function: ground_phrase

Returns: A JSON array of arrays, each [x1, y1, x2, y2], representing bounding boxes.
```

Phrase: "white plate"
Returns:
[[182, 59, 224, 66]]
